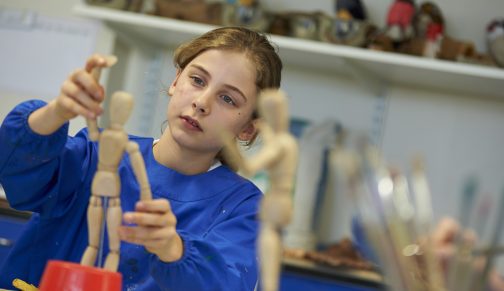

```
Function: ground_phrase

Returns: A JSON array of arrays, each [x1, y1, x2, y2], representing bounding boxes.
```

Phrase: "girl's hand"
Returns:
[[119, 199, 184, 262], [28, 54, 116, 135], [51, 54, 113, 121], [431, 217, 504, 291]]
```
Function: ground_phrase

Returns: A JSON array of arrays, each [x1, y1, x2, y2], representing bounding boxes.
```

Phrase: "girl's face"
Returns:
[[167, 49, 258, 155]]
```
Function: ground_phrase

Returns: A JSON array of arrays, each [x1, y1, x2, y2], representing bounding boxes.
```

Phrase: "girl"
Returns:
[[0, 26, 282, 290]]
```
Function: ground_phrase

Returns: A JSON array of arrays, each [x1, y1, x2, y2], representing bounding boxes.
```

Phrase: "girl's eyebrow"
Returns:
[[189, 64, 248, 103]]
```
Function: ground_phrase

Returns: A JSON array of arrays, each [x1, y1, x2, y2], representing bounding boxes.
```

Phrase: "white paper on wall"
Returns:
[[0, 7, 98, 99]]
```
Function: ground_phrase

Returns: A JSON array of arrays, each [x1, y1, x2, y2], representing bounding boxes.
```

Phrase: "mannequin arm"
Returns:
[[222, 122, 282, 177], [87, 55, 117, 141], [243, 144, 282, 177], [126, 141, 152, 201]]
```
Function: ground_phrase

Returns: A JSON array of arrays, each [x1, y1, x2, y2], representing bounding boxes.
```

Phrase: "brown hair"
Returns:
[[173, 26, 283, 170], [174, 26, 282, 91]]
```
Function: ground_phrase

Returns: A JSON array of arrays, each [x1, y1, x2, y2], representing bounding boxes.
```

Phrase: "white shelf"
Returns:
[[74, 4, 504, 99]]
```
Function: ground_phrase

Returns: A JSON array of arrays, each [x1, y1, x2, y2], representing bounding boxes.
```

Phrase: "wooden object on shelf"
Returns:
[[397, 37, 426, 56], [390, 35, 496, 67], [155, 0, 223, 25], [73, 4, 504, 100], [323, 0, 374, 47], [487, 18, 504, 68], [269, 11, 321, 38], [221, 3, 270, 32], [335, 0, 367, 21], [367, 33, 395, 52], [438, 36, 475, 61], [385, 0, 416, 45], [435, 35, 496, 68], [287, 12, 322, 41], [85, 0, 144, 12], [268, 12, 290, 36], [413, 2, 444, 39], [319, 15, 376, 48]]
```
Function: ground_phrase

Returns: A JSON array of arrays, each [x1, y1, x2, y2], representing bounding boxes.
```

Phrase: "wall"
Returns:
[[1, 0, 503, 273], [0, 0, 115, 135]]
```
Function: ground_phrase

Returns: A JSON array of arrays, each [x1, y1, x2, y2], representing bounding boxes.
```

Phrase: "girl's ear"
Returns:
[[237, 119, 258, 142], [168, 69, 182, 96]]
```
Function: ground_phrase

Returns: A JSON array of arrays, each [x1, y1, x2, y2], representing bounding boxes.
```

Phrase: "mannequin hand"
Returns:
[[119, 199, 183, 262]]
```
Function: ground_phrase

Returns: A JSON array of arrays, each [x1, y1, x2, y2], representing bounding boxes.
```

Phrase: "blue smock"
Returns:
[[0, 100, 261, 290]]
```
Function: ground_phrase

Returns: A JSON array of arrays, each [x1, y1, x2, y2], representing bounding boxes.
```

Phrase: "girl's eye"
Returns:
[[190, 76, 204, 86], [221, 95, 236, 106]]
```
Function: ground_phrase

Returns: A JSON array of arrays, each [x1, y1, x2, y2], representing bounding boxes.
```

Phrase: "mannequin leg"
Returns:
[[104, 197, 122, 272], [81, 195, 103, 267], [259, 223, 282, 291]]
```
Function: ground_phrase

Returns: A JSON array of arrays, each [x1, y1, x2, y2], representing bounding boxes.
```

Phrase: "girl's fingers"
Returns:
[[432, 217, 460, 246], [120, 236, 168, 252], [119, 198, 178, 251], [119, 225, 177, 242], [143, 238, 175, 251], [58, 96, 95, 119], [85, 54, 118, 74], [135, 199, 172, 213], [462, 229, 477, 246], [123, 211, 176, 227], [72, 90, 103, 116], [71, 70, 104, 101], [51, 54, 115, 122], [61, 80, 102, 116], [434, 245, 455, 260], [85, 54, 107, 72]]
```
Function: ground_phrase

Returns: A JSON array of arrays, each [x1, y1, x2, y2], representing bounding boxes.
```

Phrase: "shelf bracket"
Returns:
[[343, 59, 390, 149], [343, 59, 388, 97]]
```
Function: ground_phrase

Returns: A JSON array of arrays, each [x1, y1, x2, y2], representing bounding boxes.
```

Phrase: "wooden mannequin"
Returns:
[[223, 89, 298, 291], [80, 81, 152, 271], [86, 56, 117, 142]]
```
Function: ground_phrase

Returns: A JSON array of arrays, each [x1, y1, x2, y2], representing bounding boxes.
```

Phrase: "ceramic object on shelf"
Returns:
[[155, 0, 223, 25], [86, 0, 143, 12], [222, 3, 270, 32], [385, 0, 416, 45], [318, 14, 375, 47], [487, 18, 504, 67]]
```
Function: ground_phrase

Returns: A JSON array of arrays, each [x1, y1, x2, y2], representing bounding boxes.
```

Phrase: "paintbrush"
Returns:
[[362, 147, 420, 290], [342, 146, 408, 291], [447, 177, 478, 291], [475, 188, 504, 290], [410, 156, 445, 291]]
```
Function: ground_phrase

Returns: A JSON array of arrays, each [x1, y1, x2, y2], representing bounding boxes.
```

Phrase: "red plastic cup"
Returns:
[[39, 260, 122, 291]]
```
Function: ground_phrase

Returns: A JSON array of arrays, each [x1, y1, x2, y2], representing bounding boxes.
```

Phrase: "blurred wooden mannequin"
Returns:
[[80, 64, 152, 272], [223, 89, 298, 291]]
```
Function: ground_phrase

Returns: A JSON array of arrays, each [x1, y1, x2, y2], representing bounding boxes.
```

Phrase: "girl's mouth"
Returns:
[[181, 116, 202, 131]]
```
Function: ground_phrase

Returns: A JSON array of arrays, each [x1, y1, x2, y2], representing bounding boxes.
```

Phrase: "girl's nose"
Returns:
[[192, 92, 211, 115]]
